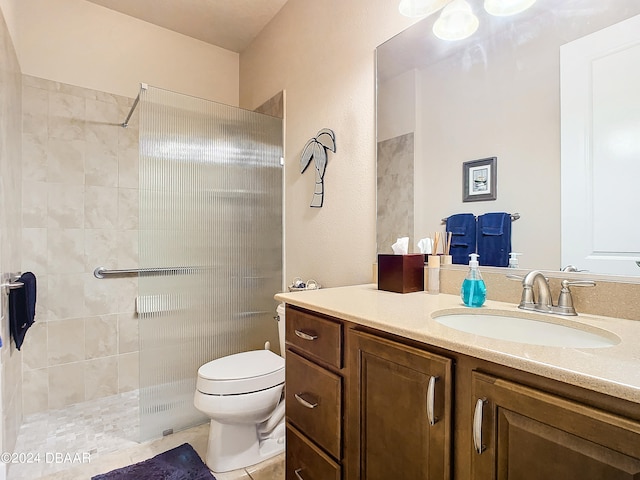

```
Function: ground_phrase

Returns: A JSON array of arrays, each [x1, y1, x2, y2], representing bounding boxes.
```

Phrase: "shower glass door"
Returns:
[[137, 86, 283, 441]]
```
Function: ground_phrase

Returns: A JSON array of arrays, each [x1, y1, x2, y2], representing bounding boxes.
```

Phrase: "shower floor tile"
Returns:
[[9, 391, 139, 479], [8, 391, 283, 480]]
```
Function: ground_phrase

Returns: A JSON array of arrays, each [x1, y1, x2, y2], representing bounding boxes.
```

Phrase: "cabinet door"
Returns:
[[348, 330, 453, 480], [471, 372, 640, 480]]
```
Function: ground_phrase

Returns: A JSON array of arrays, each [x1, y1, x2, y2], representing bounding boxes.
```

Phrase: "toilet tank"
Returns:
[[276, 303, 286, 358]]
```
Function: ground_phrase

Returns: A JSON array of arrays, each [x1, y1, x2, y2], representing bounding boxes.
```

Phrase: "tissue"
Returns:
[[417, 237, 433, 255], [391, 237, 409, 255]]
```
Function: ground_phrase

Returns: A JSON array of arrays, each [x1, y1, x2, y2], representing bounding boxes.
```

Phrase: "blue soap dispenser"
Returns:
[[461, 253, 486, 307]]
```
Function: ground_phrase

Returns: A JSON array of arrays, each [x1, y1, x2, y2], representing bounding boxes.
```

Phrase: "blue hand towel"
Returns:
[[446, 213, 477, 264], [9, 272, 37, 350], [477, 213, 511, 267]]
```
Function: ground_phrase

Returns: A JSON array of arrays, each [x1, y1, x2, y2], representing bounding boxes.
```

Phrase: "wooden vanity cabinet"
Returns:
[[470, 371, 640, 480], [285, 305, 454, 480], [285, 306, 345, 480], [346, 329, 453, 480], [283, 304, 640, 480]]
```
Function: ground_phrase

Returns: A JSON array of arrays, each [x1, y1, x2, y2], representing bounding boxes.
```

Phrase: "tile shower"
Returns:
[[0, 5, 24, 460], [20, 75, 141, 415], [377, 132, 414, 253], [10, 74, 286, 479], [2, 6, 285, 476]]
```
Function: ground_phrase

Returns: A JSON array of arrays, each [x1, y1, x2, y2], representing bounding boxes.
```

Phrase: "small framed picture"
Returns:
[[463, 157, 497, 202]]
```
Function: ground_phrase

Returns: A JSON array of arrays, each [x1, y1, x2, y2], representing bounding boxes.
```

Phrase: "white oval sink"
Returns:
[[432, 311, 620, 348]]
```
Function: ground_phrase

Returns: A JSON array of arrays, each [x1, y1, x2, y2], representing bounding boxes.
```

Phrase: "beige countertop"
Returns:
[[275, 284, 640, 404]]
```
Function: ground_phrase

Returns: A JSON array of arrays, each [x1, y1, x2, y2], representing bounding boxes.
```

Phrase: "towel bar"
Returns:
[[94, 266, 206, 279], [441, 212, 520, 224], [1, 281, 24, 295]]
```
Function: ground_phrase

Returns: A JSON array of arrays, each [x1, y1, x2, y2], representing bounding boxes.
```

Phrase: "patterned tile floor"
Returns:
[[8, 391, 284, 480]]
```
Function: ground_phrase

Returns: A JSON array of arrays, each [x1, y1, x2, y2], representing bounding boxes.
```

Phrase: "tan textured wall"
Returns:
[[240, 0, 417, 288], [11, 0, 239, 104]]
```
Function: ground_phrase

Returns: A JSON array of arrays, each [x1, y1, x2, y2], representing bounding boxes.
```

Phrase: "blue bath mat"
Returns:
[[91, 443, 216, 480]]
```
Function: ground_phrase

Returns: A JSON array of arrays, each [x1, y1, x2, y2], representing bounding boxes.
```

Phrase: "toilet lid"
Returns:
[[197, 350, 285, 395]]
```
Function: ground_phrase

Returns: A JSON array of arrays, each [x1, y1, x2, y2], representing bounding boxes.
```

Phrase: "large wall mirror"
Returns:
[[376, 0, 640, 278]]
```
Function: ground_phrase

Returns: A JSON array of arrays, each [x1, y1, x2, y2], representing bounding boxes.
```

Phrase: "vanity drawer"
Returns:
[[286, 423, 341, 480], [286, 349, 342, 459], [286, 306, 342, 369]]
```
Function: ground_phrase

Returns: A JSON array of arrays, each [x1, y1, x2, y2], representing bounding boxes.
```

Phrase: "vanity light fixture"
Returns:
[[484, 0, 536, 16], [398, 0, 450, 18], [432, 0, 479, 41], [399, 0, 533, 40]]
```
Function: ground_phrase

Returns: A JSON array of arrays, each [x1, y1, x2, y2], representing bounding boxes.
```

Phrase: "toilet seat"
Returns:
[[197, 350, 285, 395]]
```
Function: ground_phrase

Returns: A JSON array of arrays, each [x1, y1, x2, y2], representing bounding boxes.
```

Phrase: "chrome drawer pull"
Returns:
[[294, 468, 305, 480], [295, 329, 318, 341], [294, 393, 318, 409], [427, 376, 439, 426], [473, 398, 487, 454]]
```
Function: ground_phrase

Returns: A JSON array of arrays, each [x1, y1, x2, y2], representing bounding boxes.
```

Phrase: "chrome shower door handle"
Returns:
[[427, 376, 439, 426], [473, 398, 487, 454]]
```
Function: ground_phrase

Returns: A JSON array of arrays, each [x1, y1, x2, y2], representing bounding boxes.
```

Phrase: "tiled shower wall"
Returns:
[[20, 75, 140, 414], [0, 6, 24, 456], [377, 133, 414, 254]]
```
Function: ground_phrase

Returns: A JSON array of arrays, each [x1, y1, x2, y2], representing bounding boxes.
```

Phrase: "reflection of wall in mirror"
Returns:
[[376, 1, 640, 273]]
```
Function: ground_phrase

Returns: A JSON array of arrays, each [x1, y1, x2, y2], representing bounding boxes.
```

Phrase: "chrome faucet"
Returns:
[[519, 270, 554, 313], [510, 270, 595, 316]]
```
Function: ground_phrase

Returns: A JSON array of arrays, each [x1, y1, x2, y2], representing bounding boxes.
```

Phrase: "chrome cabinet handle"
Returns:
[[295, 329, 318, 341], [427, 376, 439, 426], [473, 398, 487, 454], [294, 392, 318, 409], [294, 468, 305, 480]]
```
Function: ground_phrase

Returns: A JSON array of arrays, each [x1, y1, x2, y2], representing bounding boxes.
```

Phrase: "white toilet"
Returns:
[[194, 305, 286, 473]]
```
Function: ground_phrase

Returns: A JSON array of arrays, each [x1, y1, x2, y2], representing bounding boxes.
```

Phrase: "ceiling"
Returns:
[[84, 0, 289, 53]]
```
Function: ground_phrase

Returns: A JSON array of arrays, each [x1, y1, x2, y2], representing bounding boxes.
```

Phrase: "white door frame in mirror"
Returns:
[[561, 14, 640, 276]]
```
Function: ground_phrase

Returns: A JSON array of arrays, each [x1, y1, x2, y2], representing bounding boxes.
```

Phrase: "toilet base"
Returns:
[[205, 418, 285, 473]]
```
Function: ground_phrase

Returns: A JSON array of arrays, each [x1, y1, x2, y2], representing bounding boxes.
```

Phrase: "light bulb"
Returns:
[[432, 0, 479, 41], [484, 0, 536, 16], [399, 0, 451, 18]]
